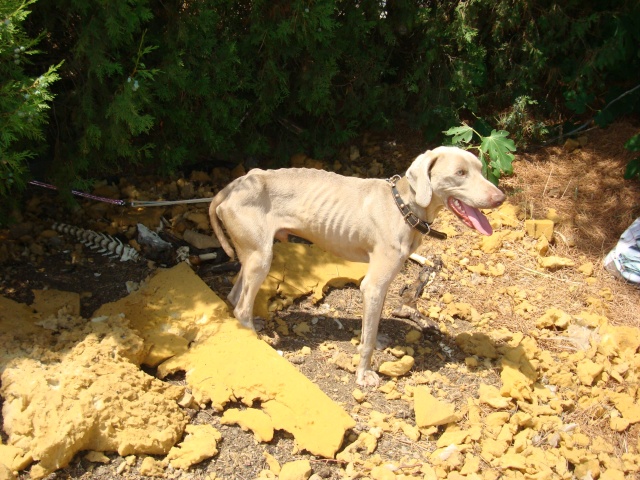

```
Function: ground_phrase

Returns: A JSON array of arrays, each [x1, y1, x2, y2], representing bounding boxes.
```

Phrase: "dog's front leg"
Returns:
[[356, 256, 403, 387]]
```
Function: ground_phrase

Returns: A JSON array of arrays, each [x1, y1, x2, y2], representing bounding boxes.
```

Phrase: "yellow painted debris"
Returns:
[[352, 389, 366, 403], [378, 355, 414, 378], [31, 289, 80, 317], [500, 358, 535, 401], [525, 219, 554, 241], [455, 332, 498, 359], [166, 424, 221, 470], [139, 456, 165, 477], [535, 235, 549, 256], [0, 299, 187, 479], [370, 465, 396, 480], [598, 324, 640, 358], [0, 444, 29, 472], [84, 451, 110, 464], [279, 459, 312, 480], [220, 408, 274, 442], [478, 384, 512, 409], [405, 329, 421, 344], [535, 308, 572, 330], [538, 255, 576, 270], [578, 262, 594, 276], [576, 359, 604, 385], [487, 202, 521, 228], [253, 243, 368, 319], [414, 388, 460, 427], [98, 263, 356, 458], [263, 451, 281, 474]]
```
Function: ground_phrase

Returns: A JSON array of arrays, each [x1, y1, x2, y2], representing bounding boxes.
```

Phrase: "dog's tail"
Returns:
[[209, 187, 236, 260]]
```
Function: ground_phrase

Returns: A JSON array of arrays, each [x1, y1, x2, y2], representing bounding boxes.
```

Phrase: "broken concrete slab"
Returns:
[[97, 262, 356, 458]]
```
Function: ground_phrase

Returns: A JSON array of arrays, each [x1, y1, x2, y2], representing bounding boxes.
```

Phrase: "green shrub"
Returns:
[[0, 0, 59, 202], [7, 0, 638, 196]]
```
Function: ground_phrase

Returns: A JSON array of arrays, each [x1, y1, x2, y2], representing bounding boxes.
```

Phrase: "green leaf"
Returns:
[[624, 157, 640, 180], [443, 124, 473, 145], [624, 133, 640, 152], [480, 129, 515, 176]]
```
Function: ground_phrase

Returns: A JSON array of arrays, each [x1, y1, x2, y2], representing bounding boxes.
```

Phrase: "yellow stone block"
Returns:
[[525, 219, 554, 241], [414, 388, 460, 427]]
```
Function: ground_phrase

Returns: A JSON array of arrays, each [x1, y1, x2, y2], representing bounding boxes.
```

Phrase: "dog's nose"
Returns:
[[491, 190, 506, 207]]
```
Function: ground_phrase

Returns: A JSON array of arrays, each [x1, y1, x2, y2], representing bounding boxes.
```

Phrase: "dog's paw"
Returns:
[[253, 317, 266, 332], [356, 369, 380, 388]]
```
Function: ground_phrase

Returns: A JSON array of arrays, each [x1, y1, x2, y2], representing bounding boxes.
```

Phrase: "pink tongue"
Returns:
[[460, 201, 493, 235]]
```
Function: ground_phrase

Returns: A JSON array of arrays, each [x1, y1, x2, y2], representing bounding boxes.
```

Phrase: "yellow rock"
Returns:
[[99, 263, 355, 459], [400, 422, 420, 442], [487, 202, 521, 228], [598, 324, 640, 358], [578, 262, 594, 276], [535, 308, 572, 330], [455, 332, 499, 359], [0, 463, 16, 480], [460, 454, 480, 475], [31, 289, 81, 317], [293, 322, 311, 336], [500, 358, 536, 401], [608, 390, 640, 423], [525, 219, 554, 241], [220, 408, 274, 442], [478, 384, 512, 409], [405, 329, 422, 344], [370, 465, 396, 480], [378, 355, 414, 378], [442, 292, 454, 304], [139, 456, 165, 477], [574, 458, 600, 479], [436, 429, 469, 448], [0, 444, 30, 472], [279, 460, 312, 480], [166, 424, 221, 470], [480, 439, 508, 462], [0, 303, 186, 479], [84, 451, 110, 464], [352, 388, 366, 403], [465, 356, 479, 368], [537, 256, 575, 270], [263, 452, 281, 474], [535, 235, 549, 256], [414, 388, 460, 427], [576, 359, 604, 385], [493, 452, 527, 470], [479, 230, 510, 253], [253, 243, 368, 319], [600, 469, 626, 480]]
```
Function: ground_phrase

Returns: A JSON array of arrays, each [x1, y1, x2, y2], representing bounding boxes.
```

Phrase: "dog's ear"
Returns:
[[406, 150, 437, 207]]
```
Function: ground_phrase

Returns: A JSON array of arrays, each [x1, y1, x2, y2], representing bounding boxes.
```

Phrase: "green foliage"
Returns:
[[444, 123, 515, 185], [623, 133, 640, 180], [2, 0, 637, 194], [0, 0, 59, 200]]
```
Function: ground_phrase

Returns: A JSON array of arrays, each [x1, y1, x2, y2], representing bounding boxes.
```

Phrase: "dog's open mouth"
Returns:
[[448, 197, 493, 235]]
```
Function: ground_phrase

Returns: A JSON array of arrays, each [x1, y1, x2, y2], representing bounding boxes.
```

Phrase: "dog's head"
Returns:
[[406, 146, 505, 235]]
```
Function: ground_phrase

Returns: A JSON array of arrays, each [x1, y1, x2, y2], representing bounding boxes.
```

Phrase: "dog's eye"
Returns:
[[456, 169, 467, 177]]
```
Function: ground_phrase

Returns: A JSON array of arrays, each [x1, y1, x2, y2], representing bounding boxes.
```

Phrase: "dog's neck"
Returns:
[[395, 176, 444, 224]]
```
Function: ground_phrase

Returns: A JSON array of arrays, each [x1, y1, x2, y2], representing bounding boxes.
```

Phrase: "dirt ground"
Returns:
[[1, 118, 639, 480]]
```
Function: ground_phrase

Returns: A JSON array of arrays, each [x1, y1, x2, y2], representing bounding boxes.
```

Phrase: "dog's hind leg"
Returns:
[[232, 247, 273, 331], [228, 267, 243, 307]]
